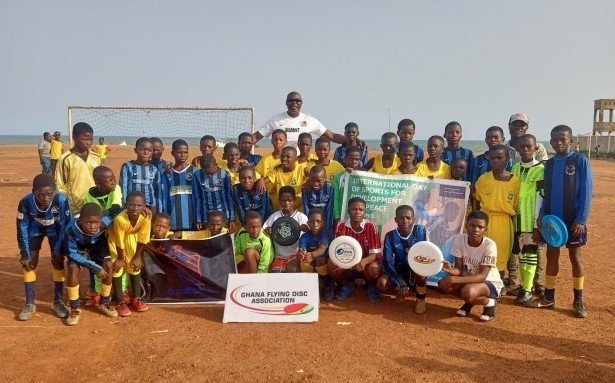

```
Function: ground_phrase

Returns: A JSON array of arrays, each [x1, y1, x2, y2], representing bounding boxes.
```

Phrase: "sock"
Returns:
[[129, 273, 142, 298], [112, 276, 124, 302], [519, 253, 538, 292], [573, 288, 583, 302], [485, 298, 495, 307], [67, 285, 80, 309], [573, 276, 584, 290], [545, 275, 557, 289], [415, 285, 427, 300], [24, 282, 35, 305], [100, 284, 112, 304], [23, 269, 37, 282], [52, 269, 65, 302]]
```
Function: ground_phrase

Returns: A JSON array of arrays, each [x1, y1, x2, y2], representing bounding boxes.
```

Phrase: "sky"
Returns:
[[1, 0, 614, 140]]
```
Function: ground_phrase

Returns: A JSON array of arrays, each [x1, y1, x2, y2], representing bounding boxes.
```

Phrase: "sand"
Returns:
[[0, 144, 614, 382]]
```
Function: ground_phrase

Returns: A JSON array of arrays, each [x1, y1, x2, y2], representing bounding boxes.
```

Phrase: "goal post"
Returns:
[[67, 105, 255, 147]]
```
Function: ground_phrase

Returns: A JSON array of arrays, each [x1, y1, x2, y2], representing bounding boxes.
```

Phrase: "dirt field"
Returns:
[[1, 144, 614, 383]]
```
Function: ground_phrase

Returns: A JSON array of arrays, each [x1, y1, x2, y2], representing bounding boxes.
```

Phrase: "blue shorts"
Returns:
[[566, 225, 587, 248], [485, 281, 500, 299]]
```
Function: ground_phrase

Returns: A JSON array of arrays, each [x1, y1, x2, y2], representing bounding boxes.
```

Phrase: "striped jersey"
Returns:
[[382, 226, 426, 288], [441, 147, 474, 182], [231, 183, 273, 225], [192, 167, 234, 224], [540, 151, 592, 225], [64, 217, 108, 273], [471, 152, 513, 184], [16, 192, 72, 259], [245, 154, 262, 167], [512, 161, 544, 232], [333, 145, 369, 168], [302, 182, 335, 236], [119, 161, 163, 211], [298, 229, 330, 252], [413, 144, 425, 165], [163, 165, 196, 230], [335, 219, 382, 262], [55, 150, 102, 214]]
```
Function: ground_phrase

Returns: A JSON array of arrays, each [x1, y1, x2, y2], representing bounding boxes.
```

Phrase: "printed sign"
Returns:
[[223, 273, 319, 323]]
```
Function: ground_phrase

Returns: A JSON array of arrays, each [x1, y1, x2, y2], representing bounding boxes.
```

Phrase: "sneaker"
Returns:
[[123, 291, 133, 305], [53, 301, 69, 318], [66, 308, 82, 326], [515, 290, 533, 305], [17, 303, 36, 321], [414, 299, 426, 314], [573, 301, 588, 318], [84, 292, 100, 307], [456, 303, 474, 317], [367, 285, 380, 302], [115, 301, 132, 317], [479, 304, 496, 322], [527, 297, 555, 309], [503, 277, 516, 288], [97, 303, 119, 318], [506, 285, 523, 297], [335, 283, 355, 301], [323, 284, 335, 302], [131, 297, 148, 312]]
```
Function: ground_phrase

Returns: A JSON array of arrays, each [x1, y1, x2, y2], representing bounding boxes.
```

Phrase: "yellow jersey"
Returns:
[[372, 154, 400, 175], [50, 140, 64, 160], [255, 153, 281, 178], [390, 167, 417, 176], [305, 159, 345, 182], [55, 150, 102, 214], [474, 172, 520, 217], [93, 144, 108, 159], [298, 152, 318, 164], [266, 163, 306, 210], [415, 160, 452, 179], [219, 164, 261, 185], [181, 228, 229, 240]]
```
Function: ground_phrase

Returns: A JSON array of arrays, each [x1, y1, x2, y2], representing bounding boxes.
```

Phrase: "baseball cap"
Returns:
[[509, 113, 529, 125]]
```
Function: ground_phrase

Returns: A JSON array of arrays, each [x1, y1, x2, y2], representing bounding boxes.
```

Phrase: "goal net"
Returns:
[[67, 106, 255, 147]]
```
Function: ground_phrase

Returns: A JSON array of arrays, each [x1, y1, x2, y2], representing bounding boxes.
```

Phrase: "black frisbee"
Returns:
[[271, 216, 301, 246]]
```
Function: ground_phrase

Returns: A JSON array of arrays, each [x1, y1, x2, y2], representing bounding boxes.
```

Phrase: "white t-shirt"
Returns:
[[263, 210, 308, 259], [38, 140, 51, 157], [451, 233, 503, 291], [258, 112, 328, 147]]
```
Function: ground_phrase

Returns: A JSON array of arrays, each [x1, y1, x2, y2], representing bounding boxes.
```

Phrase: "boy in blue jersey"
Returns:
[[192, 153, 235, 231], [163, 139, 196, 232], [333, 123, 369, 168], [150, 137, 168, 175], [232, 166, 273, 226], [397, 119, 424, 165], [377, 205, 428, 314], [191, 135, 217, 168], [238, 132, 262, 167], [64, 203, 118, 325], [530, 125, 593, 318], [472, 126, 511, 184], [120, 137, 163, 213], [16, 174, 71, 321], [297, 209, 333, 300], [302, 165, 334, 236], [441, 121, 474, 181]]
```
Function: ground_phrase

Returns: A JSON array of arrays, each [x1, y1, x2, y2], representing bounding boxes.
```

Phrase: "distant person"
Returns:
[[253, 91, 352, 148], [506, 113, 548, 164], [38, 132, 52, 174], [93, 137, 112, 164], [50, 131, 64, 176], [595, 144, 601, 154]]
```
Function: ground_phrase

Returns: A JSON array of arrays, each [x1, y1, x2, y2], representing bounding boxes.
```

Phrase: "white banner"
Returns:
[[223, 273, 319, 323]]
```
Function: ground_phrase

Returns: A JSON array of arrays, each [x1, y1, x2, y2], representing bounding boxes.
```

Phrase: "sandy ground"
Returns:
[[0, 144, 614, 383]]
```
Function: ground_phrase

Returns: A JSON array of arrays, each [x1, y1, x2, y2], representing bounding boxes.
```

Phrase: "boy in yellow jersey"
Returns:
[[255, 129, 287, 177], [93, 137, 112, 164], [364, 132, 400, 175], [265, 146, 306, 210], [181, 211, 229, 239], [55, 122, 102, 214], [474, 144, 520, 289], [304, 137, 344, 181], [297, 132, 319, 164], [220, 143, 262, 185], [50, 131, 64, 176], [415, 135, 451, 179], [109, 191, 151, 316], [391, 141, 418, 175]]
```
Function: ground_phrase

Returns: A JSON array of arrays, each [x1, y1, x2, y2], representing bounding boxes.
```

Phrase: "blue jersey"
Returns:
[[441, 147, 474, 182], [471, 152, 513, 184], [298, 230, 330, 252], [333, 145, 369, 168], [413, 144, 425, 165], [541, 151, 592, 225], [231, 184, 273, 225], [64, 218, 108, 273], [119, 161, 163, 211], [245, 154, 262, 167], [192, 167, 234, 224], [382, 225, 427, 289], [163, 165, 196, 230], [16, 193, 71, 259], [302, 182, 335, 235]]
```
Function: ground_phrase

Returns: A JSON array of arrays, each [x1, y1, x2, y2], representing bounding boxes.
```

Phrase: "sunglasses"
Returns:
[[286, 99, 302, 104]]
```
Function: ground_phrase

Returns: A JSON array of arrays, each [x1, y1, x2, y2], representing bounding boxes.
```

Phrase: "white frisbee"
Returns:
[[329, 236, 363, 269], [407, 241, 444, 277]]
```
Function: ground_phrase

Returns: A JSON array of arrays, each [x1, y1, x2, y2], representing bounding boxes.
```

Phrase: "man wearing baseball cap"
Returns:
[[505, 113, 548, 164]]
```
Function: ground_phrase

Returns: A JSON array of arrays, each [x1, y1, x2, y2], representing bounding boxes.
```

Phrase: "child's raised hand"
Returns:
[[254, 179, 266, 193]]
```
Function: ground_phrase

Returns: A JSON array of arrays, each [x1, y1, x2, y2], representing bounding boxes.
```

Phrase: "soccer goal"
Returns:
[[67, 106, 255, 147]]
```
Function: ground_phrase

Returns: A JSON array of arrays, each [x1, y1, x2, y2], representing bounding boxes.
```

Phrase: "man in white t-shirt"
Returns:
[[438, 210, 503, 322], [254, 91, 349, 148], [38, 132, 52, 174], [505, 113, 548, 164]]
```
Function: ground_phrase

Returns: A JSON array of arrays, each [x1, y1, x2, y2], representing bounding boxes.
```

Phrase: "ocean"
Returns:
[[0, 135, 551, 155]]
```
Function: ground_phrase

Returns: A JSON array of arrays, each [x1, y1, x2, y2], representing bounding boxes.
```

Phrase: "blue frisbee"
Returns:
[[541, 215, 569, 247]]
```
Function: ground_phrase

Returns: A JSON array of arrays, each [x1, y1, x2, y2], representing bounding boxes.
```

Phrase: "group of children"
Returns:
[[17, 115, 592, 326]]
